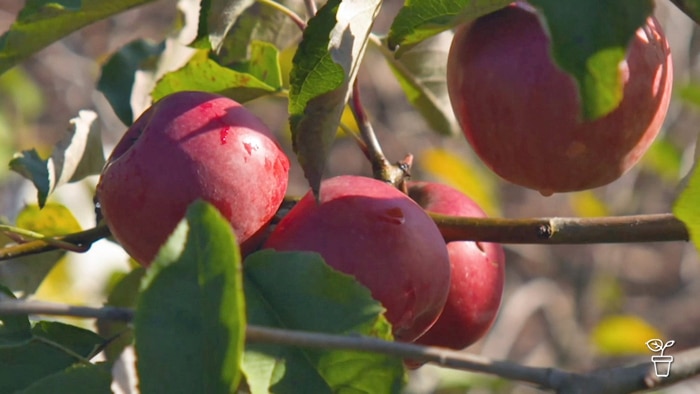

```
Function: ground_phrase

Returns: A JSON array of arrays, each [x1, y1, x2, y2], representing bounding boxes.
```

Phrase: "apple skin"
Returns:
[[97, 91, 290, 265], [408, 182, 505, 351], [447, 5, 673, 195], [263, 175, 451, 342]]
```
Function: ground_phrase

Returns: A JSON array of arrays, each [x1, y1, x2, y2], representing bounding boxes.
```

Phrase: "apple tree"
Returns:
[[1, 0, 700, 393]]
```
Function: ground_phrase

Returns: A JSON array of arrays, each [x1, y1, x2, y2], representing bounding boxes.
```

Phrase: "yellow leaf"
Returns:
[[419, 148, 501, 216], [16, 203, 81, 236], [592, 315, 664, 356], [569, 190, 609, 217]]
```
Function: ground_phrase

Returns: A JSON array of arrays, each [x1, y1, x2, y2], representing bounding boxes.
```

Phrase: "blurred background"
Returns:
[[1, 0, 699, 392]]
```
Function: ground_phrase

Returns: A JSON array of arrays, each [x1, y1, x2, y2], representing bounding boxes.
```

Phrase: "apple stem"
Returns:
[[349, 79, 412, 190]]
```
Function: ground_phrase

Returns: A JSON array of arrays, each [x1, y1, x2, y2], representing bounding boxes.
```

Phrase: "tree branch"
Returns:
[[433, 212, 689, 244], [0, 224, 111, 261], [1, 299, 699, 393], [0, 212, 690, 262]]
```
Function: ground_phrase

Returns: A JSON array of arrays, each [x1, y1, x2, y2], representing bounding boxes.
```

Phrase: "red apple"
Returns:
[[408, 182, 505, 351], [97, 91, 290, 265], [263, 175, 451, 342], [447, 5, 673, 195]]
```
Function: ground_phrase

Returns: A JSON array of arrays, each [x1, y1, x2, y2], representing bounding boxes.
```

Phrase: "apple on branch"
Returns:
[[96, 91, 290, 265], [447, 4, 673, 195], [264, 175, 452, 342], [408, 182, 505, 353]]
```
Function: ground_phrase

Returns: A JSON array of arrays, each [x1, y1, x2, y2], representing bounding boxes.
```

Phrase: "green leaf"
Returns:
[[9, 110, 105, 208], [134, 200, 245, 394], [96, 266, 145, 363], [0, 321, 105, 393], [387, 0, 511, 55], [193, 0, 256, 52], [0, 204, 81, 296], [242, 250, 405, 394], [152, 49, 279, 103], [529, 0, 655, 120], [0, 285, 32, 345], [17, 363, 113, 394], [674, 166, 700, 251], [0, 0, 158, 75], [214, 0, 305, 65], [379, 32, 459, 136], [97, 39, 166, 125], [289, 0, 381, 198], [229, 40, 283, 91]]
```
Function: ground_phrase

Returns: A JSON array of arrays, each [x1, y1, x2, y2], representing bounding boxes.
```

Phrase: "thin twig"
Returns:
[[303, 0, 317, 18], [349, 79, 411, 188], [0, 224, 111, 261], [256, 0, 307, 30], [1, 299, 699, 393]]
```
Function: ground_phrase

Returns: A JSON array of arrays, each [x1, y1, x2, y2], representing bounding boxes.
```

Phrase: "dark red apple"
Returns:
[[97, 91, 290, 265], [408, 182, 505, 350], [447, 5, 673, 195], [263, 175, 451, 342]]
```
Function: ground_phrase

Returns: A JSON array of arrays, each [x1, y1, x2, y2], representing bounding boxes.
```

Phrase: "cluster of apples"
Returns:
[[96, 2, 673, 359], [96, 90, 505, 350]]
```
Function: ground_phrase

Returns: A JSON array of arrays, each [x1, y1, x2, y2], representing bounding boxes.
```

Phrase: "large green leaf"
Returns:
[[151, 49, 279, 103], [529, 0, 655, 120], [0, 321, 105, 393], [387, 0, 511, 55], [379, 31, 459, 136], [288, 0, 382, 198], [17, 363, 113, 394], [96, 266, 145, 363], [134, 200, 245, 394], [242, 250, 405, 394], [0, 0, 158, 75]]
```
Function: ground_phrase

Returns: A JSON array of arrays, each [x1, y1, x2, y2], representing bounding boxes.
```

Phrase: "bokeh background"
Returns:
[[1, 0, 699, 392]]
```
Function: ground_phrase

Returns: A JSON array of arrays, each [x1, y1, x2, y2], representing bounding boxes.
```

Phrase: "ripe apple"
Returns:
[[97, 91, 290, 265], [263, 175, 451, 342], [447, 5, 673, 195], [408, 182, 505, 351]]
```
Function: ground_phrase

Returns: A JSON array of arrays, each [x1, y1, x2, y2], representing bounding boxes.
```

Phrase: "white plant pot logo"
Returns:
[[646, 339, 675, 377]]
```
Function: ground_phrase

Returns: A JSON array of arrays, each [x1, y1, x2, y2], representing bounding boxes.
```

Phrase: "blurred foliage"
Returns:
[[569, 191, 610, 217], [419, 148, 501, 216], [592, 315, 664, 356], [641, 137, 683, 183]]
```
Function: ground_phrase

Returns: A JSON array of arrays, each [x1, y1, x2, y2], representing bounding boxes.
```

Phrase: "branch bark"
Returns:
[[0, 212, 690, 262], [1, 299, 698, 393]]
